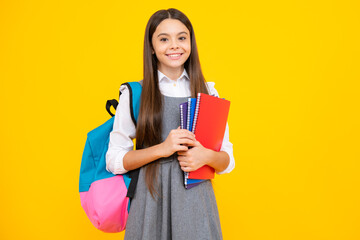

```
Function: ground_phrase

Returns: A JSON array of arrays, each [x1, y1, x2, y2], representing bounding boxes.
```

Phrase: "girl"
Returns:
[[106, 8, 235, 240]]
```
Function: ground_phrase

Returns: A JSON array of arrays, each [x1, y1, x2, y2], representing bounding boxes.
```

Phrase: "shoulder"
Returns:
[[205, 81, 219, 97], [120, 84, 129, 94], [119, 80, 143, 95]]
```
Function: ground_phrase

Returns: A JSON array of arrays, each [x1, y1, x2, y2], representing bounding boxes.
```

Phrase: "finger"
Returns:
[[183, 140, 196, 147], [181, 129, 195, 137], [178, 139, 195, 146], [171, 132, 196, 143], [178, 158, 186, 165], [178, 160, 189, 168], [174, 128, 195, 137], [181, 166, 191, 172], [177, 132, 196, 141], [176, 145, 189, 152]]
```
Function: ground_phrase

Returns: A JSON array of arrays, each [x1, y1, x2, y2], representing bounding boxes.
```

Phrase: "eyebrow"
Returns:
[[157, 32, 188, 38]]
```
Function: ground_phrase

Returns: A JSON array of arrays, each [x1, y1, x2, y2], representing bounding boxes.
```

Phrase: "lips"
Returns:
[[166, 53, 183, 60], [166, 53, 183, 57]]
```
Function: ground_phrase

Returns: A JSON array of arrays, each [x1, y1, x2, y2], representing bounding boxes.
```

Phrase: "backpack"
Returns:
[[79, 81, 142, 233]]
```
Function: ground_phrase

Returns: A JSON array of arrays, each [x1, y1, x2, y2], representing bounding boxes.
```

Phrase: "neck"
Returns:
[[158, 66, 184, 81]]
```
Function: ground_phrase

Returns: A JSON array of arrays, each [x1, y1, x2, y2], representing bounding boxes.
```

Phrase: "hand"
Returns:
[[159, 126, 196, 158], [177, 140, 210, 172]]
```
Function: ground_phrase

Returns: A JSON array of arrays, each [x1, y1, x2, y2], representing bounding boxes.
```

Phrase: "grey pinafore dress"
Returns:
[[124, 94, 223, 240]]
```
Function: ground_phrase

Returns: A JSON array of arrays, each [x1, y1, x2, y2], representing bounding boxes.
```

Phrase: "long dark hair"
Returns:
[[136, 8, 209, 198]]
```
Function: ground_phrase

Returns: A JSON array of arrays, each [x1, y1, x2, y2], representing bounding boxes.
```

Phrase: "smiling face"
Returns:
[[151, 18, 191, 75]]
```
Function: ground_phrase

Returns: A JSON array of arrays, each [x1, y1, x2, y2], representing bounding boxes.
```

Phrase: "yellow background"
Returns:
[[1, 0, 359, 239]]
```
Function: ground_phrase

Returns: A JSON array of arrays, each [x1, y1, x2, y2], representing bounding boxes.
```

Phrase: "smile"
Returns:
[[166, 53, 183, 60]]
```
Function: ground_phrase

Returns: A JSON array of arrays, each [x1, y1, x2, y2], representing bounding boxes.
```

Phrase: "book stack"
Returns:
[[179, 93, 230, 189]]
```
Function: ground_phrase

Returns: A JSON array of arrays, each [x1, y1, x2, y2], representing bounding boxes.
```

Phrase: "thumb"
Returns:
[[177, 126, 181, 129], [194, 140, 202, 147]]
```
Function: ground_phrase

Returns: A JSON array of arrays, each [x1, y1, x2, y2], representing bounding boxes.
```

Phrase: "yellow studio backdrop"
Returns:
[[0, 0, 359, 239]]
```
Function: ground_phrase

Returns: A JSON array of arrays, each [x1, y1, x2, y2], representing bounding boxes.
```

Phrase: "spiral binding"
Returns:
[[185, 170, 189, 186], [180, 104, 184, 129], [192, 93, 201, 134]]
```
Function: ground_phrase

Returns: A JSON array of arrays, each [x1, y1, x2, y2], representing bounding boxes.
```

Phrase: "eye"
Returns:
[[179, 37, 186, 40], [160, 38, 168, 42]]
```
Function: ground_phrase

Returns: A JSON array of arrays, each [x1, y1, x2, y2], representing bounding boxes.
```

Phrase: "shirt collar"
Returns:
[[158, 69, 189, 83]]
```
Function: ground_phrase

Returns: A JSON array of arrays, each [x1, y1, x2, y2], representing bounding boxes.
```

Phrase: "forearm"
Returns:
[[206, 150, 230, 173], [123, 143, 164, 171]]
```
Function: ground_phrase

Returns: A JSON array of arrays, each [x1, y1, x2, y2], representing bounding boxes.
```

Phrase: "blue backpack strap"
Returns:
[[120, 81, 142, 125], [119, 81, 142, 199]]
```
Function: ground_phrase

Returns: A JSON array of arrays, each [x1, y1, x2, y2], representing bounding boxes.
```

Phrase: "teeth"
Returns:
[[168, 54, 181, 57]]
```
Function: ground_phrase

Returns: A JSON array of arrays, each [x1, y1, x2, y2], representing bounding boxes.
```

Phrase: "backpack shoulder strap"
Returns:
[[119, 81, 143, 199], [120, 81, 142, 126]]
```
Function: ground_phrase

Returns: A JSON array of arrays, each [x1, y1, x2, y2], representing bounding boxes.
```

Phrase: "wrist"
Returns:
[[206, 150, 230, 173], [205, 148, 216, 166], [154, 143, 165, 159]]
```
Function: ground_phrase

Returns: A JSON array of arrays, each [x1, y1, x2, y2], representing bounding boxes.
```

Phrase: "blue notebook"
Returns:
[[187, 98, 197, 132], [180, 99, 206, 189]]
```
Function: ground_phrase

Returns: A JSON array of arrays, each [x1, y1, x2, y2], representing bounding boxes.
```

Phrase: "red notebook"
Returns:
[[188, 93, 231, 179]]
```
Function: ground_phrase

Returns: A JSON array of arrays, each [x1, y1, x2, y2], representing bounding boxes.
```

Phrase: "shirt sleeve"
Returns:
[[206, 82, 235, 174], [105, 85, 136, 175]]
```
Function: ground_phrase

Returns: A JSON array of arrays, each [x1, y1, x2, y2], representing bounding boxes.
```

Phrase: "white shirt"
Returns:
[[106, 69, 235, 175]]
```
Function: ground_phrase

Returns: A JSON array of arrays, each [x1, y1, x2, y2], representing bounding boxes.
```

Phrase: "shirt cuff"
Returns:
[[114, 151, 129, 174], [106, 150, 129, 175], [216, 150, 235, 175]]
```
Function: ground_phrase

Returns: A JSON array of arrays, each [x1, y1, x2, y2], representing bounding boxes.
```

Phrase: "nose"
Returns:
[[170, 40, 180, 50]]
